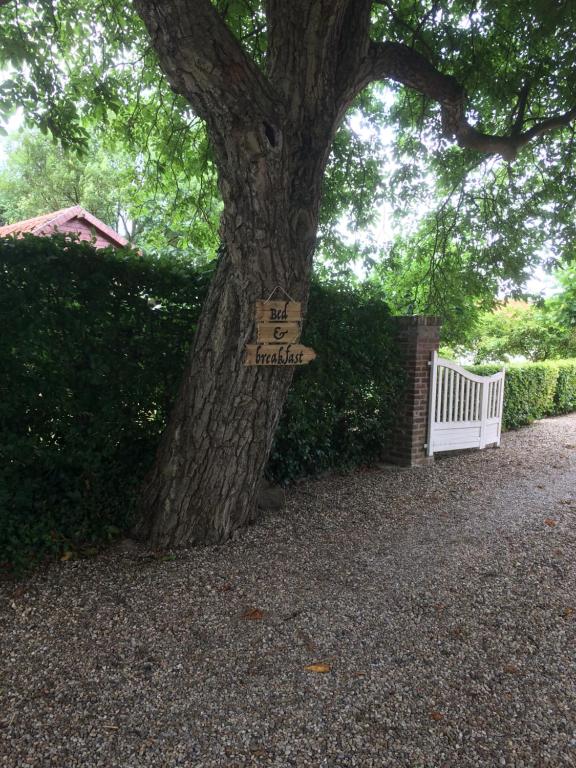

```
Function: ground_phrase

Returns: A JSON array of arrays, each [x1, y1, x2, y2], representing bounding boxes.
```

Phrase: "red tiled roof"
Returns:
[[0, 205, 129, 248], [0, 207, 80, 237]]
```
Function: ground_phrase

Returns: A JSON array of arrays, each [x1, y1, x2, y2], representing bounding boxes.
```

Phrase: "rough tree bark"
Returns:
[[131, 0, 361, 546], [132, 0, 576, 547]]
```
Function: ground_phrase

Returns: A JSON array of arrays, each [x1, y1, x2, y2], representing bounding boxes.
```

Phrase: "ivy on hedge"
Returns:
[[468, 359, 576, 429], [0, 235, 403, 570]]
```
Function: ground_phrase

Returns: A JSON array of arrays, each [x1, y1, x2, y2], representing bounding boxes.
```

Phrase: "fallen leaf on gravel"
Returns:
[[241, 608, 264, 620], [562, 607, 574, 618], [503, 664, 519, 674], [544, 518, 558, 527], [430, 711, 444, 721], [554, 549, 563, 556], [217, 582, 232, 592], [304, 663, 331, 673], [60, 550, 75, 561]]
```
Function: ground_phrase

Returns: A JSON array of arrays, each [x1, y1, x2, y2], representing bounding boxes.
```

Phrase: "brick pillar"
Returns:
[[385, 316, 442, 467]]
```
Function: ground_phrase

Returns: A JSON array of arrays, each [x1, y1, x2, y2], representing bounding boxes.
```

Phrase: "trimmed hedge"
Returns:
[[269, 282, 404, 482], [0, 236, 209, 571], [554, 361, 576, 413], [468, 359, 576, 429], [0, 235, 403, 570]]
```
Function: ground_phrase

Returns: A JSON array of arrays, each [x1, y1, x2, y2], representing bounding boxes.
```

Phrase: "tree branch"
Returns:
[[511, 81, 530, 136], [133, 0, 279, 128], [266, 0, 367, 110], [357, 41, 576, 161]]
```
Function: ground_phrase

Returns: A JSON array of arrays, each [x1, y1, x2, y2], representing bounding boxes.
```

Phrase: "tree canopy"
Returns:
[[0, 128, 221, 256], [454, 299, 576, 363], [2, 0, 575, 320]]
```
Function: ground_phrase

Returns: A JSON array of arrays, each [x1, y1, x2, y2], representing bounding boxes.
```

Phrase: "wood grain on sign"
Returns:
[[244, 344, 316, 366], [255, 300, 301, 323], [257, 322, 301, 344]]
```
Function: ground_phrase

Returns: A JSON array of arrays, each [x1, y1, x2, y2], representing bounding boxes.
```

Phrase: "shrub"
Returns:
[[270, 282, 404, 482], [0, 236, 403, 570], [0, 235, 209, 571], [552, 360, 576, 414], [468, 359, 576, 429]]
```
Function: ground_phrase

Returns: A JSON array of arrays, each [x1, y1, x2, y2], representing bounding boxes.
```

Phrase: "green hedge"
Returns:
[[468, 359, 576, 429], [553, 361, 576, 413], [0, 236, 403, 570], [269, 282, 404, 481], [0, 236, 209, 571]]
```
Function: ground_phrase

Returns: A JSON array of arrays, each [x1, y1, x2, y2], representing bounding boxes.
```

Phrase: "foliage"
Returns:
[[0, 235, 209, 571], [460, 300, 576, 364], [554, 362, 576, 414], [269, 282, 405, 482], [0, 130, 133, 232], [2, 1, 575, 298], [468, 359, 576, 430], [549, 262, 576, 330], [368, 1, 576, 336], [0, 235, 403, 571], [0, 128, 221, 259]]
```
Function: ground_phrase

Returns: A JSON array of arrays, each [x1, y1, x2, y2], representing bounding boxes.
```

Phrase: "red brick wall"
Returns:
[[385, 316, 442, 467]]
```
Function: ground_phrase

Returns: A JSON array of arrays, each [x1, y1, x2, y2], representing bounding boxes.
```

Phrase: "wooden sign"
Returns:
[[244, 293, 316, 366], [255, 300, 301, 323], [244, 344, 316, 366], [257, 322, 301, 344]]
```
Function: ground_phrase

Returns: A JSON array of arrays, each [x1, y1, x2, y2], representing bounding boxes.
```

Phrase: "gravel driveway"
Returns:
[[1, 415, 575, 768]]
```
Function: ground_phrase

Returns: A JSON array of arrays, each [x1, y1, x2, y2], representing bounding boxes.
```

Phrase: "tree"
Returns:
[[0, 129, 221, 256], [2, 0, 575, 547], [461, 300, 576, 363], [548, 261, 576, 339], [0, 130, 134, 233]]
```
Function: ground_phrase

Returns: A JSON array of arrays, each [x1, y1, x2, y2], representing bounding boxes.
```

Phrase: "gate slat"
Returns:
[[448, 368, 454, 422], [443, 367, 448, 422]]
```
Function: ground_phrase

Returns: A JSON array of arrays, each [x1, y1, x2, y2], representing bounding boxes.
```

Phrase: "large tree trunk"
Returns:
[[134, 124, 330, 546], [131, 0, 372, 547]]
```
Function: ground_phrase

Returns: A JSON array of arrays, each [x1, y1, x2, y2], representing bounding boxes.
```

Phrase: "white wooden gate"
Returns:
[[427, 352, 505, 456]]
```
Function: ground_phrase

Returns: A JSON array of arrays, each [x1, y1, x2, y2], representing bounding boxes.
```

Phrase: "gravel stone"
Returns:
[[1, 414, 575, 767]]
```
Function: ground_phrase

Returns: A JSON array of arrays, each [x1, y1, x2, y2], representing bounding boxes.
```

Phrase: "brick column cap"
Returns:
[[391, 315, 442, 328]]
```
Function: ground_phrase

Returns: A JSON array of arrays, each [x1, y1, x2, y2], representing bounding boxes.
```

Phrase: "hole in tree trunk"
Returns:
[[263, 121, 277, 148]]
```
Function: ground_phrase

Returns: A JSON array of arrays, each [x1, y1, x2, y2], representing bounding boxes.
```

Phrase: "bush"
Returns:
[[0, 235, 209, 571], [270, 282, 404, 482], [552, 360, 576, 414], [468, 359, 576, 429], [0, 236, 403, 570]]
